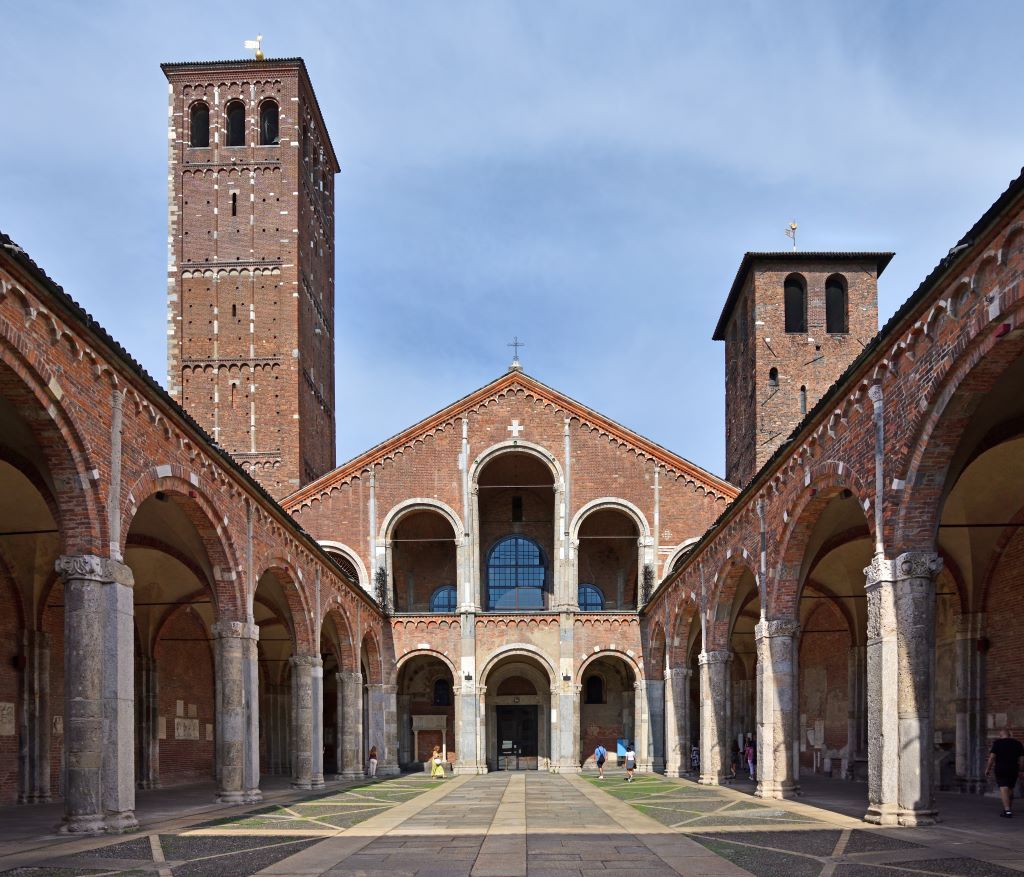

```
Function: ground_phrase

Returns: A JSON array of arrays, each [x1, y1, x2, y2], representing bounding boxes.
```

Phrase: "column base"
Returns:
[[898, 807, 938, 827], [60, 813, 106, 835], [104, 811, 139, 833], [18, 793, 53, 804], [291, 780, 314, 791], [452, 764, 488, 775], [755, 781, 800, 799], [311, 776, 326, 789], [215, 790, 249, 804], [377, 765, 401, 777], [698, 773, 722, 786], [244, 788, 263, 803], [136, 780, 161, 791], [549, 764, 582, 774], [958, 777, 986, 794], [863, 803, 901, 826], [338, 769, 365, 780]]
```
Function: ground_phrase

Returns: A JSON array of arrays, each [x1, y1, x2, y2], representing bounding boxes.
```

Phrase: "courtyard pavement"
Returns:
[[1, 772, 1024, 876]]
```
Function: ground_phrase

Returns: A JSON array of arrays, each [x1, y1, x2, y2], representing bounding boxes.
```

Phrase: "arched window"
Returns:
[[768, 367, 779, 388], [784, 274, 807, 334], [578, 584, 604, 611], [487, 536, 546, 610], [584, 674, 605, 704], [429, 585, 457, 613], [825, 274, 848, 334], [259, 100, 279, 145], [799, 385, 808, 415], [225, 100, 245, 147], [432, 678, 452, 706], [189, 102, 210, 148]]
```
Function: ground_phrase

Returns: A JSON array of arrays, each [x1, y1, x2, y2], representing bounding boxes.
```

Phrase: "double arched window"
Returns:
[[825, 274, 848, 334], [784, 274, 807, 334], [259, 100, 279, 145], [225, 100, 246, 147], [487, 536, 546, 610], [189, 102, 210, 148], [429, 585, 457, 613], [578, 583, 604, 611]]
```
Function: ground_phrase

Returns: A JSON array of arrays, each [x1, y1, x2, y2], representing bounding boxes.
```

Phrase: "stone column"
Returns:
[[310, 657, 325, 788], [366, 683, 399, 776], [397, 693, 412, 767], [135, 656, 159, 791], [553, 611, 580, 773], [18, 629, 52, 802], [955, 613, 986, 793], [755, 619, 800, 799], [213, 621, 261, 802], [894, 551, 941, 824], [663, 666, 691, 776], [454, 613, 484, 774], [634, 679, 654, 772], [56, 555, 137, 834], [847, 644, 867, 779], [647, 676, 666, 773], [339, 671, 363, 778], [698, 649, 730, 785], [290, 654, 316, 789], [241, 629, 261, 801]]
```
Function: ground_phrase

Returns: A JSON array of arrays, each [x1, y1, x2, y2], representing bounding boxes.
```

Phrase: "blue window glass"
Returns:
[[487, 536, 546, 610], [578, 584, 604, 611], [430, 585, 457, 613]]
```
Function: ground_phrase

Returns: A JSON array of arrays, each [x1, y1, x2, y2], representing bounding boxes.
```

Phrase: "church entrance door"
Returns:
[[496, 705, 538, 770]]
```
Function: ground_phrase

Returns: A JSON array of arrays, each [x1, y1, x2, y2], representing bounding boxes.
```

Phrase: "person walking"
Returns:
[[986, 727, 1024, 817], [690, 743, 700, 774], [367, 745, 378, 778], [430, 745, 446, 779], [624, 742, 636, 783], [594, 743, 608, 779], [729, 741, 739, 782], [744, 738, 755, 780]]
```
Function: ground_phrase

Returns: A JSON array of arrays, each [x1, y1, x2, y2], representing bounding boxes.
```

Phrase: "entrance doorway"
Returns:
[[496, 705, 538, 770]]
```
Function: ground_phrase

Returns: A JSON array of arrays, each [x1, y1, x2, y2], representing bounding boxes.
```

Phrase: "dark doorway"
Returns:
[[496, 705, 538, 769]]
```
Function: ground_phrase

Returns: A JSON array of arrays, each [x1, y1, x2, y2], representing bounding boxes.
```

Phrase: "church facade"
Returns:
[[0, 52, 1021, 834]]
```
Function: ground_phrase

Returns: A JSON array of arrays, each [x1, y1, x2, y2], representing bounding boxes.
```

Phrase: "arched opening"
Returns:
[[825, 274, 848, 334], [725, 567, 759, 785], [768, 367, 779, 389], [126, 490, 224, 792], [784, 274, 807, 334], [477, 452, 555, 610], [578, 583, 604, 611], [483, 652, 553, 770], [225, 100, 245, 147], [429, 585, 457, 613], [577, 509, 640, 610], [254, 569, 297, 779], [390, 510, 457, 613], [259, 100, 279, 145], [579, 655, 637, 770], [396, 655, 455, 771], [189, 102, 210, 148]]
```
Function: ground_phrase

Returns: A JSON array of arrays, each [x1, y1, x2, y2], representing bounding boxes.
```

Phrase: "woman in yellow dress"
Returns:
[[430, 745, 446, 779]]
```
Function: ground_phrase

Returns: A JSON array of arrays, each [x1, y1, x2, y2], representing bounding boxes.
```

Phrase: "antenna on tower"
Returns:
[[784, 221, 798, 251], [244, 35, 265, 61]]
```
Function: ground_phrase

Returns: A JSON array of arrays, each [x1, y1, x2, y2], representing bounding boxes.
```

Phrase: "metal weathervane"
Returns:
[[785, 220, 798, 250], [244, 35, 265, 60]]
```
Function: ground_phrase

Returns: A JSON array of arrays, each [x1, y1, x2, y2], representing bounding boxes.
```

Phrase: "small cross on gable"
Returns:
[[508, 419, 524, 438]]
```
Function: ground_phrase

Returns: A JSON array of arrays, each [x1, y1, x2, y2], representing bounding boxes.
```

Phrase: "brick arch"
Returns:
[[360, 629, 383, 685], [707, 552, 758, 651], [151, 585, 213, 652], [320, 606, 357, 673], [379, 498, 464, 543], [645, 620, 666, 681], [977, 501, 1024, 614], [569, 497, 650, 541], [669, 602, 697, 665], [395, 649, 458, 678], [469, 439, 564, 486], [254, 560, 315, 654], [894, 318, 1024, 550], [577, 648, 643, 683], [0, 339, 104, 555], [122, 473, 244, 622], [771, 466, 874, 620], [0, 549, 25, 633]]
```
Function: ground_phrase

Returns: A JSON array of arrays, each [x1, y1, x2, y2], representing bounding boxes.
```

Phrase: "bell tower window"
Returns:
[[784, 274, 807, 333], [225, 100, 245, 147], [189, 102, 210, 147]]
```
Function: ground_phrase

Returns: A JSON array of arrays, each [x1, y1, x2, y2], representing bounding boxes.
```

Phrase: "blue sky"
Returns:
[[3, 1, 1023, 479]]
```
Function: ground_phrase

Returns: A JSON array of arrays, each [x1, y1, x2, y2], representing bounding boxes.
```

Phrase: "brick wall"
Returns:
[[798, 600, 850, 771], [0, 573, 19, 804], [984, 528, 1024, 727]]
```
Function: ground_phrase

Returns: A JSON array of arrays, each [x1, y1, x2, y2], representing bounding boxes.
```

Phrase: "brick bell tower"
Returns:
[[162, 56, 338, 500], [714, 251, 893, 488]]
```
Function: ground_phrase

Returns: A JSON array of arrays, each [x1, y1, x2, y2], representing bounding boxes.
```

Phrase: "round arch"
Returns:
[[319, 540, 369, 591], [396, 648, 458, 677], [663, 537, 701, 579], [479, 643, 557, 686], [379, 497, 464, 543], [253, 559, 314, 654], [469, 439, 564, 486], [569, 497, 650, 541], [577, 648, 644, 683]]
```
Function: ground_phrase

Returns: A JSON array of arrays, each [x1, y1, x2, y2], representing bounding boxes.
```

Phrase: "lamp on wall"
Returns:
[[562, 674, 571, 682], [464, 672, 473, 681]]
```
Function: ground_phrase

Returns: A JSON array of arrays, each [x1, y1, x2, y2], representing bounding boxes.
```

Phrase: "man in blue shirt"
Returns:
[[594, 744, 607, 779]]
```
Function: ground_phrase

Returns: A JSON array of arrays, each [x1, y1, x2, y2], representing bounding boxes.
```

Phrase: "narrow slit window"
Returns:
[[231, 192, 237, 216], [800, 385, 807, 415]]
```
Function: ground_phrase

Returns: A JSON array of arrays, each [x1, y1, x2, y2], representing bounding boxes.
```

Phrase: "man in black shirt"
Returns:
[[986, 727, 1024, 817]]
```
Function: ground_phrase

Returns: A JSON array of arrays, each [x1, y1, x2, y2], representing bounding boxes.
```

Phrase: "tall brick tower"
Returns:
[[714, 252, 892, 488], [162, 57, 338, 500]]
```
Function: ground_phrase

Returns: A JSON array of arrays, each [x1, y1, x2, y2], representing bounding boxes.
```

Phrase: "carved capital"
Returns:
[[290, 654, 322, 669], [868, 383, 883, 404], [698, 649, 731, 665], [666, 666, 692, 679], [754, 618, 800, 640], [212, 620, 258, 641], [339, 671, 363, 685], [894, 551, 943, 581], [863, 553, 895, 589], [55, 554, 134, 587]]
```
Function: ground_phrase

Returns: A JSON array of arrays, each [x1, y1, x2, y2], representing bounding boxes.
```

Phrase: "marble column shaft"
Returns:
[[366, 683, 399, 775], [955, 613, 986, 793], [644, 679, 665, 772], [290, 654, 318, 789], [18, 629, 52, 803], [847, 644, 867, 775], [755, 619, 800, 799], [213, 621, 261, 803], [57, 555, 137, 834], [663, 666, 691, 776], [339, 671, 363, 778], [698, 650, 730, 785], [135, 656, 159, 791]]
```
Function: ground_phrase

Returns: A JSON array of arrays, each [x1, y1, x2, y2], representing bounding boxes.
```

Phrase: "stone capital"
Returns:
[[863, 553, 895, 589], [367, 683, 397, 694], [754, 618, 800, 640], [864, 551, 942, 589], [212, 620, 259, 641], [698, 649, 731, 666], [55, 554, 134, 587], [338, 671, 362, 684], [665, 666, 692, 679], [633, 680, 647, 691], [290, 654, 322, 669]]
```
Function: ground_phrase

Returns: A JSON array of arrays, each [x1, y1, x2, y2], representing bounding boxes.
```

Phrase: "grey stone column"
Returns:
[[640, 679, 663, 772], [663, 666, 691, 776], [366, 683, 399, 776], [56, 555, 137, 834], [847, 644, 867, 779], [698, 649, 730, 785], [894, 551, 941, 824], [241, 630, 261, 801], [864, 553, 900, 825], [332, 673, 345, 778], [135, 656, 159, 791], [213, 621, 261, 803], [397, 693, 412, 767], [955, 613, 986, 793], [339, 671, 363, 778], [290, 655, 316, 789], [755, 619, 800, 799], [18, 629, 52, 803], [311, 657, 325, 788], [553, 611, 580, 772]]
